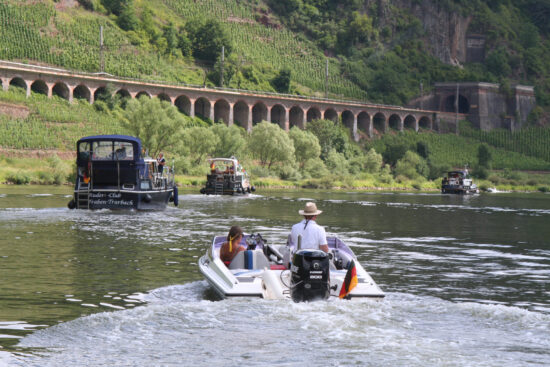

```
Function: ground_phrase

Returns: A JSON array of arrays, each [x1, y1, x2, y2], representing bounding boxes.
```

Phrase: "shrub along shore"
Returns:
[[1, 155, 549, 193], [1, 90, 549, 194]]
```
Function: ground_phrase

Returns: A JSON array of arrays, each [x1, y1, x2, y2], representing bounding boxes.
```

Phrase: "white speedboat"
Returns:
[[198, 234, 385, 301]]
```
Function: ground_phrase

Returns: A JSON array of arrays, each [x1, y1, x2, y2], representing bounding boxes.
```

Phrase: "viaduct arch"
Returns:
[[0, 61, 437, 140]]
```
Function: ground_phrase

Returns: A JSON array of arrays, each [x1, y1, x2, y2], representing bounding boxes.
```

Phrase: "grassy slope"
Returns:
[[0, 0, 364, 99], [1, 87, 549, 191], [0, 0, 549, 190]]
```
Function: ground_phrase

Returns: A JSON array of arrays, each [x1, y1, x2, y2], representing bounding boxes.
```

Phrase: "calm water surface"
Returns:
[[0, 186, 549, 366]]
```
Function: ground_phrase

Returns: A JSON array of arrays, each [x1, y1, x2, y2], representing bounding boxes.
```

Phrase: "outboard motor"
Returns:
[[290, 249, 330, 302]]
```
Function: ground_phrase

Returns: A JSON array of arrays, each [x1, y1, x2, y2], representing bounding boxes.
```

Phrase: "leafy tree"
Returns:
[[306, 119, 350, 160], [271, 68, 292, 93], [382, 142, 409, 167], [478, 143, 493, 169], [248, 121, 295, 168], [289, 127, 321, 168], [186, 19, 232, 63], [364, 148, 383, 173], [428, 163, 451, 181], [179, 126, 219, 165], [209, 53, 240, 86], [117, 3, 139, 31], [77, 0, 96, 10], [325, 149, 349, 175], [302, 157, 329, 178], [122, 96, 188, 157], [210, 124, 246, 158], [101, 0, 132, 15], [486, 47, 512, 78], [140, 8, 158, 41], [416, 141, 430, 159], [177, 28, 193, 57], [163, 22, 178, 55], [394, 151, 428, 180]]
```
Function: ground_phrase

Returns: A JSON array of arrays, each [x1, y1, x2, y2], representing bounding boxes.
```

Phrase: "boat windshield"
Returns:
[[86, 140, 134, 161], [210, 160, 236, 174], [448, 171, 465, 179]]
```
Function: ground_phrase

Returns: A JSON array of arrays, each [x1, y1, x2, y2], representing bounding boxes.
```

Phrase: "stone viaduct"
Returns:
[[0, 60, 445, 139]]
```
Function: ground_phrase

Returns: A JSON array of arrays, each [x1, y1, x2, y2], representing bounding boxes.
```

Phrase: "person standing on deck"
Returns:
[[157, 153, 166, 174], [290, 202, 329, 253]]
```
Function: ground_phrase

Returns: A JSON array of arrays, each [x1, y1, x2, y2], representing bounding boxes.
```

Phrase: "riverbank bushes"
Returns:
[[1, 91, 550, 191]]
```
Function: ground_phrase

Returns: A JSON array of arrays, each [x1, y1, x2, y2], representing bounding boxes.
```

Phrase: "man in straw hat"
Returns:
[[290, 202, 329, 253]]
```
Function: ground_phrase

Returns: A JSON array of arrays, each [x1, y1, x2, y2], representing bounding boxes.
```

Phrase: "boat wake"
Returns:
[[12, 284, 550, 367]]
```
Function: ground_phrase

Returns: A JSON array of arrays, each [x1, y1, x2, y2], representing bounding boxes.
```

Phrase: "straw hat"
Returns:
[[299, 202, 322, 216]]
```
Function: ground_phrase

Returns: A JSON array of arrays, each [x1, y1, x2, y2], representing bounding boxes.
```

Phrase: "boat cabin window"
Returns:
[[91, 141, 134, 161], [114, 142, 133, 160], [210, 161, 236, 174], [78, 142, 90, 161]]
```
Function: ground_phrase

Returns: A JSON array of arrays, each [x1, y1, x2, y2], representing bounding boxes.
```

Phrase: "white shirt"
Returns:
[[290, 219, 327, 250]]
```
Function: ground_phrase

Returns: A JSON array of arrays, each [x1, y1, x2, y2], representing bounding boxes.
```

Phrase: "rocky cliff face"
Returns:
[[371, 0, 472, 66]]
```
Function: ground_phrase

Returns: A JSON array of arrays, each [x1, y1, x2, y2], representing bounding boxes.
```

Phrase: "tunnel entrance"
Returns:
[[444, 95, 470, 113]]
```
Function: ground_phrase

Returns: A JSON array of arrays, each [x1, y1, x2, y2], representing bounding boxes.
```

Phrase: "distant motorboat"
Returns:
[[200, 157, 255, 195], [441, 168, 479, 194], [67, 135, 178, 210]]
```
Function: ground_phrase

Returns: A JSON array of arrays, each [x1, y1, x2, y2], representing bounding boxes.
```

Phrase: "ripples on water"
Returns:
[[0, 189, 549, 366], [10, 286, 550, 367]]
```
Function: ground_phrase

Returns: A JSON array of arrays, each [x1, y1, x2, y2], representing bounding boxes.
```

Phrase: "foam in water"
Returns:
[[12, 285, 550, 367]]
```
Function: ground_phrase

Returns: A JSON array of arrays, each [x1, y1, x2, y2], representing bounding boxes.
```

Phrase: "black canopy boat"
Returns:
[[68, 135, 178, 210], [441, 167, 479, 194]]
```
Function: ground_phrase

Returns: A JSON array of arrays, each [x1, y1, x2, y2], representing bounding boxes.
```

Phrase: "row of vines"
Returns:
[[0, 0, 368, 101], [459, 123, 550, 163], [0, 89, 125, 150], [162, 0, 367, 99], [366, 130, 550, 171]]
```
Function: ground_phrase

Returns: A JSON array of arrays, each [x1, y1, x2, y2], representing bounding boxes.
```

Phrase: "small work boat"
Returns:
[[68, 135, 178, 210], [441, 168, 479, 194], [200, 157, 255, 195], [198, 234, 384, 301]]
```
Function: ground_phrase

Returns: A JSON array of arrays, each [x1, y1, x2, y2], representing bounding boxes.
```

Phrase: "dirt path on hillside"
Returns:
[[0, 148, 74, 160], [0, 102, 30, 119]]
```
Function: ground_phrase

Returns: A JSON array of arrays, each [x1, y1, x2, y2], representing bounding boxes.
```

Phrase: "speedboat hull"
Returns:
[[198, 235, 385, 301]]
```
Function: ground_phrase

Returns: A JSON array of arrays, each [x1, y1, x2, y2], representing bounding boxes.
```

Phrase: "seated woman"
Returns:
[[220, 226, 246, 266]]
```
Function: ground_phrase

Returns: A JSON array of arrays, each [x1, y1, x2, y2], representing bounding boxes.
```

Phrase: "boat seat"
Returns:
[[228, 250, 270, 270]]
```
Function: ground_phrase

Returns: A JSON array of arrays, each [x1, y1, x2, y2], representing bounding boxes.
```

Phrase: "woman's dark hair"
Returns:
[[227, 225, 243, 242]]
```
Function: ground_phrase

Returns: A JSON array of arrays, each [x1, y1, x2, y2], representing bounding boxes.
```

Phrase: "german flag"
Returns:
[[339, 260, 358, 299]]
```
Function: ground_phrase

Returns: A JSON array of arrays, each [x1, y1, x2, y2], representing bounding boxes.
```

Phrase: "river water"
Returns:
[[0, 186, 548, 366]]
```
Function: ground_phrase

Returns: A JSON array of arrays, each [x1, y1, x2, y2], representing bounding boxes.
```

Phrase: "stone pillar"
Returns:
[[399, 116, 404, 132], [208, 100, 214, 121], [1, 78, 8, 91], [284, 108, 290, 131], [68, 84, 76, 104], [25, 79, 31, 98], [247, 107, 253, 131], [89, 87, 97, 104], [189, 99, 195, 118], [46, 82, 53, 98], [228, 103, 234, 126], [266, 107, 271, 123], [368, 115, 373, 138], [352, 113, 358, 142]]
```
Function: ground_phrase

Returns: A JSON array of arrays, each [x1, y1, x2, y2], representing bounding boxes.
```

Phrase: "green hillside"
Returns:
[[0, 0, 366, 99], [1, 0, 549, 108], [0, 0, 549, 190]]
